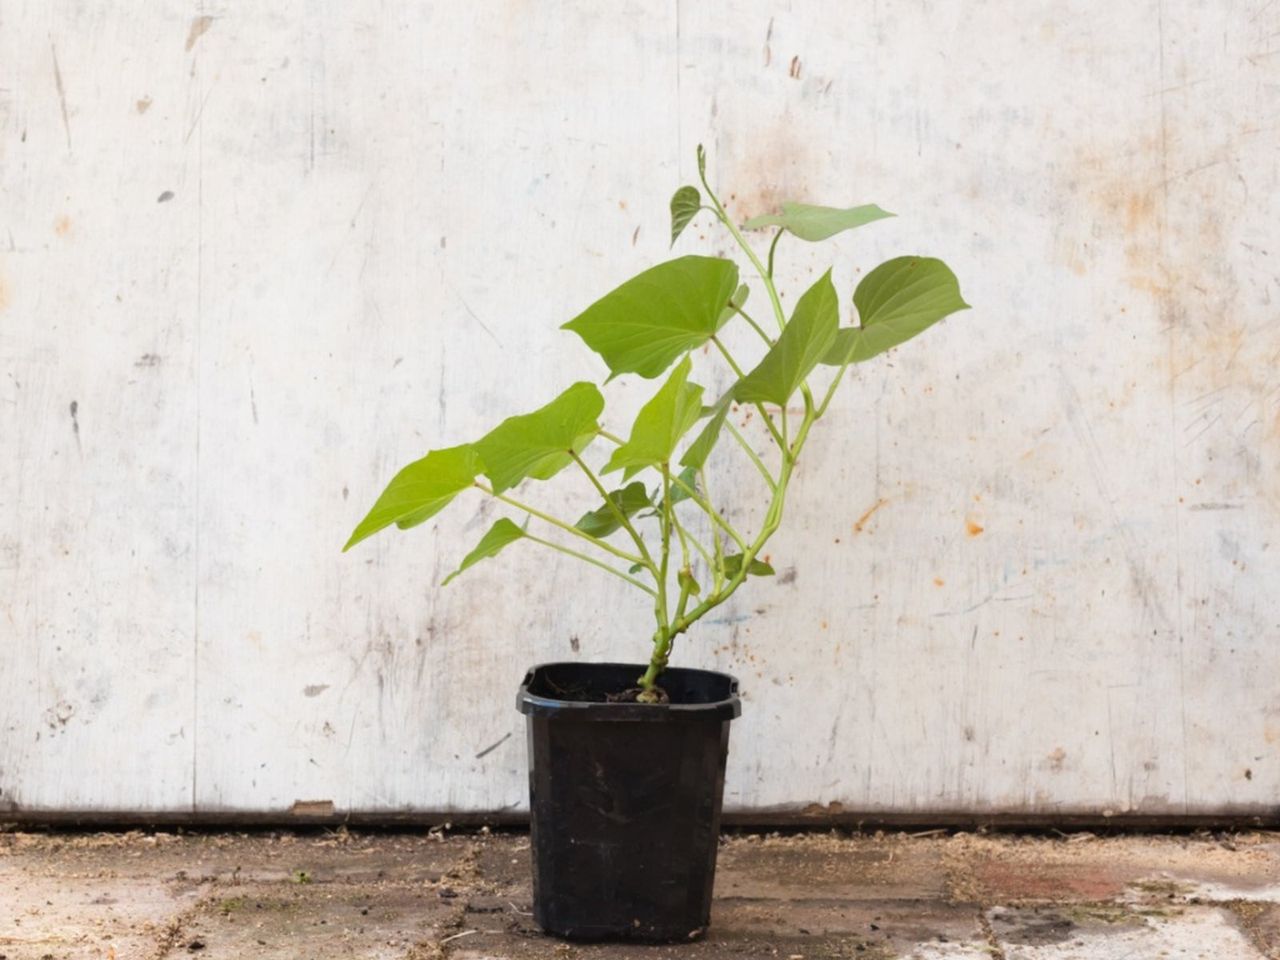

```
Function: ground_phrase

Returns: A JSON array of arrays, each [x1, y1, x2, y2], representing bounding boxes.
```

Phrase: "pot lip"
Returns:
[[516, 661, 742, 722]]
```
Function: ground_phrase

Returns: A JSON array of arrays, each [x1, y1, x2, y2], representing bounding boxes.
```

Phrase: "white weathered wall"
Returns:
[[1, 0, 1277, 818]]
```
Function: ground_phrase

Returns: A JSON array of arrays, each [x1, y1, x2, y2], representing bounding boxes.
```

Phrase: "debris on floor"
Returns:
[[0, 828, 1276, 958]]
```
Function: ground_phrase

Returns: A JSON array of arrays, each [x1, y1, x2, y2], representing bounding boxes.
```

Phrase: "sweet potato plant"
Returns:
[[345, 146, 968, 701]]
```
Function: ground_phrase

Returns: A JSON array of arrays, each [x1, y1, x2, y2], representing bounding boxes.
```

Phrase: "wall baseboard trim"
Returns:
[[3, 807, 1276, 833]]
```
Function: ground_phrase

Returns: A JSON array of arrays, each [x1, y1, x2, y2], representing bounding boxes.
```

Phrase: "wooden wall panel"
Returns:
[[1, 0, 1276, 818]]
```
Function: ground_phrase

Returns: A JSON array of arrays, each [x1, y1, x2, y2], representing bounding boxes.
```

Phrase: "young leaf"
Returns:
[[666, 465, 698, 506], [473, 382, 604, 495], [741, 202, 894, 242], [734, 270, 839, 406], [823, 257, 969, 366], [561, 256, 739, 379], [343, 444, 481, 551], [669, 185, 701, 246], [679, 389, 734, 470], [678, 567, 702, 597], [723, 554, 776, 578], [442, 518, 525, 586], [603, 356, 705, 475], [575, 481, 653, 538]]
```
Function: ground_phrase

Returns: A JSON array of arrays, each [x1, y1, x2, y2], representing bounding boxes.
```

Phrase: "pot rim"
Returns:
[[516, 661, 742, 722]]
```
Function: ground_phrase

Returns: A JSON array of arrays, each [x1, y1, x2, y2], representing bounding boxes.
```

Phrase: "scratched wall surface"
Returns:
[[1, 1, 1277, 818]]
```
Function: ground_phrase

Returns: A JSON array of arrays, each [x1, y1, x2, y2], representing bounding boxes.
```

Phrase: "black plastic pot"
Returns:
[[516, 661, 741, 941]]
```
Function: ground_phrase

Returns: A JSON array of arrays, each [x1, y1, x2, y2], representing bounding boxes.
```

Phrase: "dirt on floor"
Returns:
[[0, 827, 1278, 959]]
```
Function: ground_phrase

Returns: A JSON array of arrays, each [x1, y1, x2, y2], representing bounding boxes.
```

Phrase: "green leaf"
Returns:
[[669, 186, 701, 246], [734, 270, 839, 406], [741, 202, 894, 242], [442, 518, 525, 586], [666, 465, 698, 505], [343, 444, 481, 551], [823, 257, 969, 365], [473, 382, 604, 495], [679, 389, 734, 470], [574, 481, 653, 538], [603, 356, 705, 474], [561, 256, 739, 379], [723, 554, 775, 578], [628, 561, 646, 575]]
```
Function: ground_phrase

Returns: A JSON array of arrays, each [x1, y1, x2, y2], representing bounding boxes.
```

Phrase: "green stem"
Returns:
[[524, 532, 656, 596], [677, 511, 715, 570], [710, 336, 786, 451], [723, 417, 777, 491], [766, 229, 783, 278], [816, 359, 853, 419], [698, 165, 785, 336], [570, 451, 657, 576], [731, 303, 774, 348], [700, 170, 819, 418], [638, 467, 676, 693], [699, 465, 726, 593], [598, 428, 625, 445], [473, 481, 642, 566], [667, 469, 748, 552]]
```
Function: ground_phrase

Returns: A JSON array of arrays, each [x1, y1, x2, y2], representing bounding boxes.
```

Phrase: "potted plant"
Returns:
[[344, 145, 968, 941]]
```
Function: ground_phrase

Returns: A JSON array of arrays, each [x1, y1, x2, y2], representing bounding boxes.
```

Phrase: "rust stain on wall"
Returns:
[[719, 122, 815, 223], [185, 16, 215, 52], [853, 498, 888, 534]]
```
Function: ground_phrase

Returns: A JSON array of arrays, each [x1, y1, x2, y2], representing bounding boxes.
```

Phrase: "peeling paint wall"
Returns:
[[1, 1, 1277, 817]]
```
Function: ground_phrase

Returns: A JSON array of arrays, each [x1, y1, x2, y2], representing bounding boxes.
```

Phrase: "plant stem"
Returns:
[[472, 481, 642, 566], [667, 470, 748, 551], [569, 451, 658, 577], [677, 510, 715, 570], [730, 303, 774, 348], [723, 417, 777, 491], [699, 465, 726, 593], [700, 169, 819, 418], [524, 532, 657, 596], [698, 165, 785, 336], [710, 336, 786, 451], [598, 428, 625, 445], [638, 467, 676, 694], [766, 229, 783, 278], [816, 358, 854, 418]]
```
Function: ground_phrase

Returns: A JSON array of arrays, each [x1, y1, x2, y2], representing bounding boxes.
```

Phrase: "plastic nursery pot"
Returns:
[[516, 661, 742, 942]]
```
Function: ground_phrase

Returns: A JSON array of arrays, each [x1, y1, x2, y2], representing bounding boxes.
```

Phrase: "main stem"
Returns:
[[634, 158, 842, 693]]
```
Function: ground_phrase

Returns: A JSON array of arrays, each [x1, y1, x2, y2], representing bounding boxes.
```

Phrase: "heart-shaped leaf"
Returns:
[[604, 356, 705, 474], [442, 518, 526, 585], [742, 202, 894, 242], [474, 382, 604, 495], [823, 257, 969, 365], [735, 270, 839, 406], [562, 256, 739, 379], [343, 444, 481, 551], [669, 185, 701, 246], [575, 481, 653, 538]]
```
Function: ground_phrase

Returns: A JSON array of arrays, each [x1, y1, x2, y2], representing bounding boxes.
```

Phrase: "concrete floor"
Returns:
[[0, 829, 1277, 959]]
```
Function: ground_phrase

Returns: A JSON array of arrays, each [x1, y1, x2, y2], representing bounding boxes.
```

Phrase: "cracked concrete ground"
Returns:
[[0, 829, 1277, 959]]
